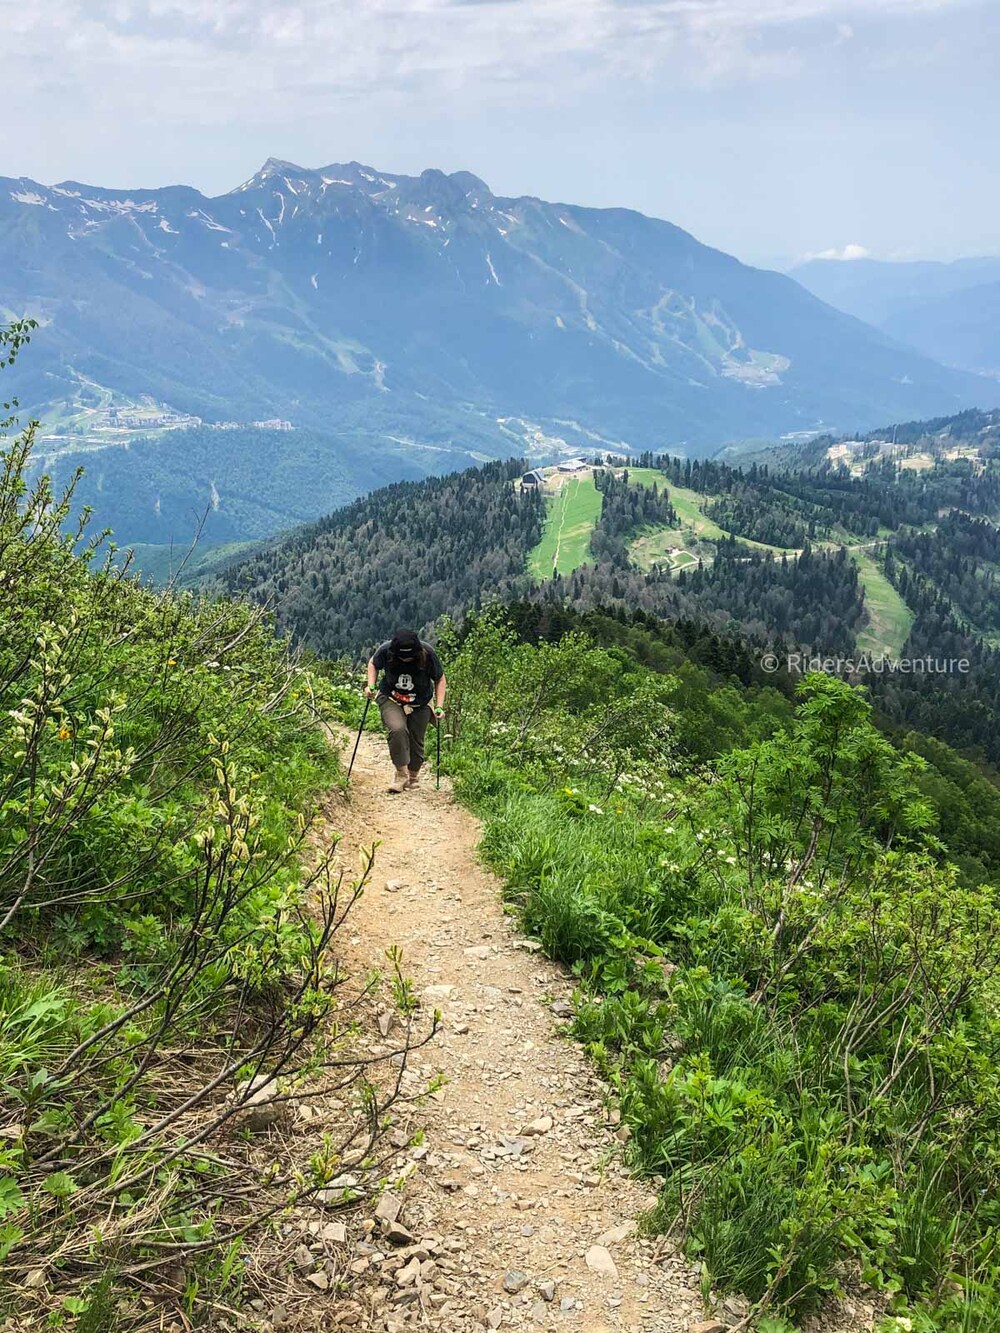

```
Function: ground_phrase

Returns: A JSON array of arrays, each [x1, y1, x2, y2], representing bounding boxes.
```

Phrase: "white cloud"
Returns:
[[809, 243, 872, 260], [2, 0, 984, 120]]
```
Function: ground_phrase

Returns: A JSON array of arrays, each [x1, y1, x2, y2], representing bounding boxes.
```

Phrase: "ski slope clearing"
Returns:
[[852, 549, 915, 658], [527, 474, 603, 578]]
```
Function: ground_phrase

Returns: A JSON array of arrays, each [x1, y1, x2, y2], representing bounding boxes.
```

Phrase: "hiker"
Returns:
[[366, 630, 446, 793]]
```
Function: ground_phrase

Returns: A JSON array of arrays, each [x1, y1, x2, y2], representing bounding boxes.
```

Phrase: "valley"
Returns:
[[5, 0, 1000, 1321]]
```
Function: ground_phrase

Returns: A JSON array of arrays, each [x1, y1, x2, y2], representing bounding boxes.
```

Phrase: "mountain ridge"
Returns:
[[2, 158, 996, 525], [794, 255, 1000, 376]]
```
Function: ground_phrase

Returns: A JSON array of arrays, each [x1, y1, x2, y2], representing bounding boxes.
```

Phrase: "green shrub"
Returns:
[[446, 612, 1000, 1324], [0, 328, 423, 1321]]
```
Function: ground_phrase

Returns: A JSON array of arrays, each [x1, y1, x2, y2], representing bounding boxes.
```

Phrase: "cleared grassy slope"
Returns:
[[853, 549, 915, 657], [527, 475, 603, 578]]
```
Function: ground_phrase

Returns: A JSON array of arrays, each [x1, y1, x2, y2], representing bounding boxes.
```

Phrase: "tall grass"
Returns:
[[446, 609, 1000, 1328]]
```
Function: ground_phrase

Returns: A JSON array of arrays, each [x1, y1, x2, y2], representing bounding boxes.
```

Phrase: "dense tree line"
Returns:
[[216, 459, 543, 654], [626, 448, 1000, 538], [870, 565, 1000, 767], [531, 541, 865, 656], [590, 469, 677, 565], [859, 407, 1000, 450], [704, 489, 814, 548], [888, 511, 1000, 633]]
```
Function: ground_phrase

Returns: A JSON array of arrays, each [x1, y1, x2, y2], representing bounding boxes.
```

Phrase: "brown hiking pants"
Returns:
[[378, 697, 433, 772]]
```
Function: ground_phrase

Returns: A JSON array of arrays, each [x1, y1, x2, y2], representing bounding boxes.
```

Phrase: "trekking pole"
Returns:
[[436, 713, 442, 791], [346, 697, 371, 786]]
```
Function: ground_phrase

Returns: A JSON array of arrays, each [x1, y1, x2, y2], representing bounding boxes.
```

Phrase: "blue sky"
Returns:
[[3, 0, 996, 267]]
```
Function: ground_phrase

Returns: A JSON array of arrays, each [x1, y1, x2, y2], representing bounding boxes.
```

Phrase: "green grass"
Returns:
[[527, 475, 603, 578], [446, 621, 1000, 1326], [628, 476, 798, 572], [852, 550, 914, 657]]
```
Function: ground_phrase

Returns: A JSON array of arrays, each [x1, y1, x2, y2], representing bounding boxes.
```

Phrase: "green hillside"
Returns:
[[527, 474, 603, 577], [0, 322, 398, 1322], [853, 548, 915, 657], [443, 607, 1000, 1330]]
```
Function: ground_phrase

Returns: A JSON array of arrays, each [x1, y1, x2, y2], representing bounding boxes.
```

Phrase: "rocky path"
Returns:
[[314, 727, 711, 1333]]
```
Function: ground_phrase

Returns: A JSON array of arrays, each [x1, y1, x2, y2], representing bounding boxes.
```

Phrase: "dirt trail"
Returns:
[[319, 726, 708, 1333]]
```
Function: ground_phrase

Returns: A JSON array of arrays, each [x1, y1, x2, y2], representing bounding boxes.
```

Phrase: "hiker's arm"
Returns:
[[434, 673, 447, 712], [365, 657, 378, 698]]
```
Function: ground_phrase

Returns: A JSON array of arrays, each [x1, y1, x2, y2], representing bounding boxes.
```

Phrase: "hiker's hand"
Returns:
[[365, 685, 377, 700], [433, 706, 445, 720]]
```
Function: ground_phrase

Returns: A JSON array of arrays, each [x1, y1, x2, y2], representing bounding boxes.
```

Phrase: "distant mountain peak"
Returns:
[[2, 158, 993, 473], [230, 158, 494, 208]]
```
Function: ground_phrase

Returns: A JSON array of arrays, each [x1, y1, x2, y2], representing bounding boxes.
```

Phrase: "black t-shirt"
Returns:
[[372, 641, 444, 707]]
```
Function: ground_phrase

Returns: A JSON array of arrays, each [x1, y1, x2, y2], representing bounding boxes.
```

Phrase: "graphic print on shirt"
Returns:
[[393, 673, 416, 704]]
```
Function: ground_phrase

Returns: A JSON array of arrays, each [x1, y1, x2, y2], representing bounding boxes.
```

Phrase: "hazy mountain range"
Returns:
[[3, 158, 994, 490], [794, 256, 1000, 378]]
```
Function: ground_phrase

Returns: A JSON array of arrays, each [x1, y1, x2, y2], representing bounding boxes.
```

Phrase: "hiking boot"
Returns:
[[406, 769, 421, 788], [387, 767, 409, 794]]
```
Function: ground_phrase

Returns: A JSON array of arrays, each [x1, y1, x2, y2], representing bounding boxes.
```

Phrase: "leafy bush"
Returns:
[[445, 608, 1000, 1327], [0, 326, 427, 1322]]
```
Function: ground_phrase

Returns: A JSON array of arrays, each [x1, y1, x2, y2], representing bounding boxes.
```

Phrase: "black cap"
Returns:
[[391, 629, 421, 660]]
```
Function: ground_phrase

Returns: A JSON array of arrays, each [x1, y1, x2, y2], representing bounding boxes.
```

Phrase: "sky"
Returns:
[[2, 0, 997, 268]]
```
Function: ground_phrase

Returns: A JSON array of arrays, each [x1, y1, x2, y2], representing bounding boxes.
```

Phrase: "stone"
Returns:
[[530, 1301, 548, 1323], [585, 1246, 619, 1279], [550, 999, 573, 1019], [597, 1221, 635, 1246], [305, 1271, 330, 1291], [521, 1116, 553, 1136], [235, 1074, 281, 1131], [560, 1298, 576, 1312], [377, 1012, 393, 1038], [322, 1222, 348, 1244], [269, 1306, 288, 1328], [385, 879, 402, 892], [316, 1174, 360, 1205], [537, 1280, 557, 1302], [689, 1323, 727, 1333], [503, 1269, 529, 1294], [396, 1257, 421, 1288], [485, 1308, 504, 1330], [293, 1244, 315, 1273], [464, 945, 491, 959], [375, 1192, 403, 1226], [384, 1221, 415, 1247], [424, 984, 457, 1002]]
